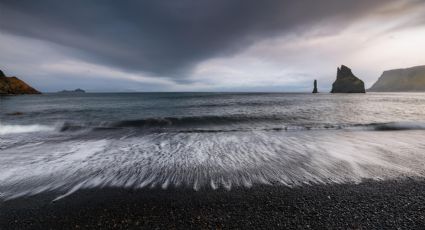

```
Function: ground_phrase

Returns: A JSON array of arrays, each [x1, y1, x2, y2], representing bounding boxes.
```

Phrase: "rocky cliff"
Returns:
[[0, 69, 40, 95], [369, 65, 425, 92], [331, 65, 365, 93]]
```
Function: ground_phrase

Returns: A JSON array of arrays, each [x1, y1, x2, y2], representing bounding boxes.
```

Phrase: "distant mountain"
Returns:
[[331, 65, 365, 93], [369, 65, 425, 92], [58, 88, 86, 93], [0, 69, 41, 95]]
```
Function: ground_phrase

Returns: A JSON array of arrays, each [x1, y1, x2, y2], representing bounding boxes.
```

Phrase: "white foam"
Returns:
[[0, 123, 55, 135], [1, 130, 425, 200]]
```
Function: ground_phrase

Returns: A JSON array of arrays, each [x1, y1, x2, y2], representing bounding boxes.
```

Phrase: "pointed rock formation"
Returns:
[[312, 79, 318, 93], [331, 65, 365, 93], [0, 69, 41, 95]]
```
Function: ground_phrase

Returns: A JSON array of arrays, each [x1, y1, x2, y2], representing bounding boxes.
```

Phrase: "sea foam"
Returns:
[[0, 123, 55, 135], [1, 129, 425, 200]]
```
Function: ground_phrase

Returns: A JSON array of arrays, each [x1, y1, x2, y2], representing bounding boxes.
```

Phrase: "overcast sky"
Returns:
[[1, 0, 425, 92]]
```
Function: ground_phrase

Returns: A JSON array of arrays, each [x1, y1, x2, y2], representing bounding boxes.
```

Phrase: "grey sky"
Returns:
[[1, 0, 424, 92]]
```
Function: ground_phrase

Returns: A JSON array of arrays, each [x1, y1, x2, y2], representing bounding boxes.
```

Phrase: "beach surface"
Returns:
[[1, 178, 424, 229]]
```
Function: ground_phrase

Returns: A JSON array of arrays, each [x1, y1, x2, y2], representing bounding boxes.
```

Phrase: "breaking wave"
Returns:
[[372, 122, 425, 131], [1, 128, 425, 201], [2, 118, 425, 137], [56, 117, 425, 133], [58, 115, 292, 131], [0, 123, 55, 135]]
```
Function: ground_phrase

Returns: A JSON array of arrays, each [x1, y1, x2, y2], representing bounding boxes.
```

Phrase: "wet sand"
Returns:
[[1, 178, 425, 229]]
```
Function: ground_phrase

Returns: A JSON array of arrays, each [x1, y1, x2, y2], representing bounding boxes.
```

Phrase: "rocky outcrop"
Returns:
[[312, 80, 318, 93], [0, 70, 40, 95], [58, 88, 86, 93], [369, 65, 425, 92], [331, 65, 365, 93]]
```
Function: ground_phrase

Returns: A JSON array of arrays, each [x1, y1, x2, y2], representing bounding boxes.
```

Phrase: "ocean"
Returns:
[[1, 92, 425, 200]]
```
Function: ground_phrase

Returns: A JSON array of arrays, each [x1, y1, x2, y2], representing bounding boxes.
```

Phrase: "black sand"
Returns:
[[1, 179, 425, 229]]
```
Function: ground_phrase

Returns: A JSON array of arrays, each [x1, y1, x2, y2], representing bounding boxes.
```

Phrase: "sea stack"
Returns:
[[312, 80, 318, 93], [0, 69, 41, 95], [331, 65, 365, 93]]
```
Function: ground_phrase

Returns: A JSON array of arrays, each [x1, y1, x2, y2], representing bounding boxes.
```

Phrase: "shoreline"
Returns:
[[1, 178, 424, 229]]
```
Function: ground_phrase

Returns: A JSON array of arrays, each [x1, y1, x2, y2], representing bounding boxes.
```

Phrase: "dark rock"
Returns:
[[0, 69, 41, 95], [312, 80, 318, 93], [7, 112, 24, 116], [369, 65, 425, 92], [331, 65, 365, 93]]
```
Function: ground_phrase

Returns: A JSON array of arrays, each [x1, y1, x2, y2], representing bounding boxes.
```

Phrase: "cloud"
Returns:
[[1, 0, 424, 91], [0, 0, 403, 76], [0, 32, 177, 92]]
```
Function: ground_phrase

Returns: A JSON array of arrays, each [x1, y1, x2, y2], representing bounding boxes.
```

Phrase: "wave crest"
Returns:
[[3, 119, 425, 136], [0, 123, 55, 135], [372, 122, 425, 131], [58, 118, 425, 133]]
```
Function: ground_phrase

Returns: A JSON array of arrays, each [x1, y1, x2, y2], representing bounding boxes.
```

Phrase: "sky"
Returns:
[[1, 0, 425, 92]]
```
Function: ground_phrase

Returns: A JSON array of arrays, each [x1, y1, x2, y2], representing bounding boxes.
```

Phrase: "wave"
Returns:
[[0, 123, 55, 135], [372, 122, 425, 131], [58, 118, 425, 133], [264, 122, 425, 132], [58, 115, 293, 131], [111, 115, 279, 127], [2, 126, 425, 200], [3, 119, 425, 136]]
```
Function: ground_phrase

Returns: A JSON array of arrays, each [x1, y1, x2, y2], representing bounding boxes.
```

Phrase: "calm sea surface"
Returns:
[[1, 92, 425, 199]]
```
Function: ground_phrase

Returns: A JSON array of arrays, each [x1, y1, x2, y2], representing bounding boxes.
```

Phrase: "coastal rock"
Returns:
[[7, 112, 24, 116], [331, 65, 365, 93], [0, 69, 40, 95], [369, 65, 425, 92], [312, 80, 318, 93]]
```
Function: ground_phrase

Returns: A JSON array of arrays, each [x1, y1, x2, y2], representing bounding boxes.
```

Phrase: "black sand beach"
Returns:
[[1, 178, 424, 229]]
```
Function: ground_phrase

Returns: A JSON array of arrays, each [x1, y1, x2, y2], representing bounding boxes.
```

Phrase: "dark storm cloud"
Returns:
[[0, 0, 402, 78]]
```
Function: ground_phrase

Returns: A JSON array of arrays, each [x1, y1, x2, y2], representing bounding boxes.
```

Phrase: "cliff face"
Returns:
[[0, 70, 41, 95], [331, 65, 365, 93], [369, 65, 425, 92]]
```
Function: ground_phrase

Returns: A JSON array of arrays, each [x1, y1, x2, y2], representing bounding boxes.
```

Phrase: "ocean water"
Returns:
[[1, 92, 425, 200]]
